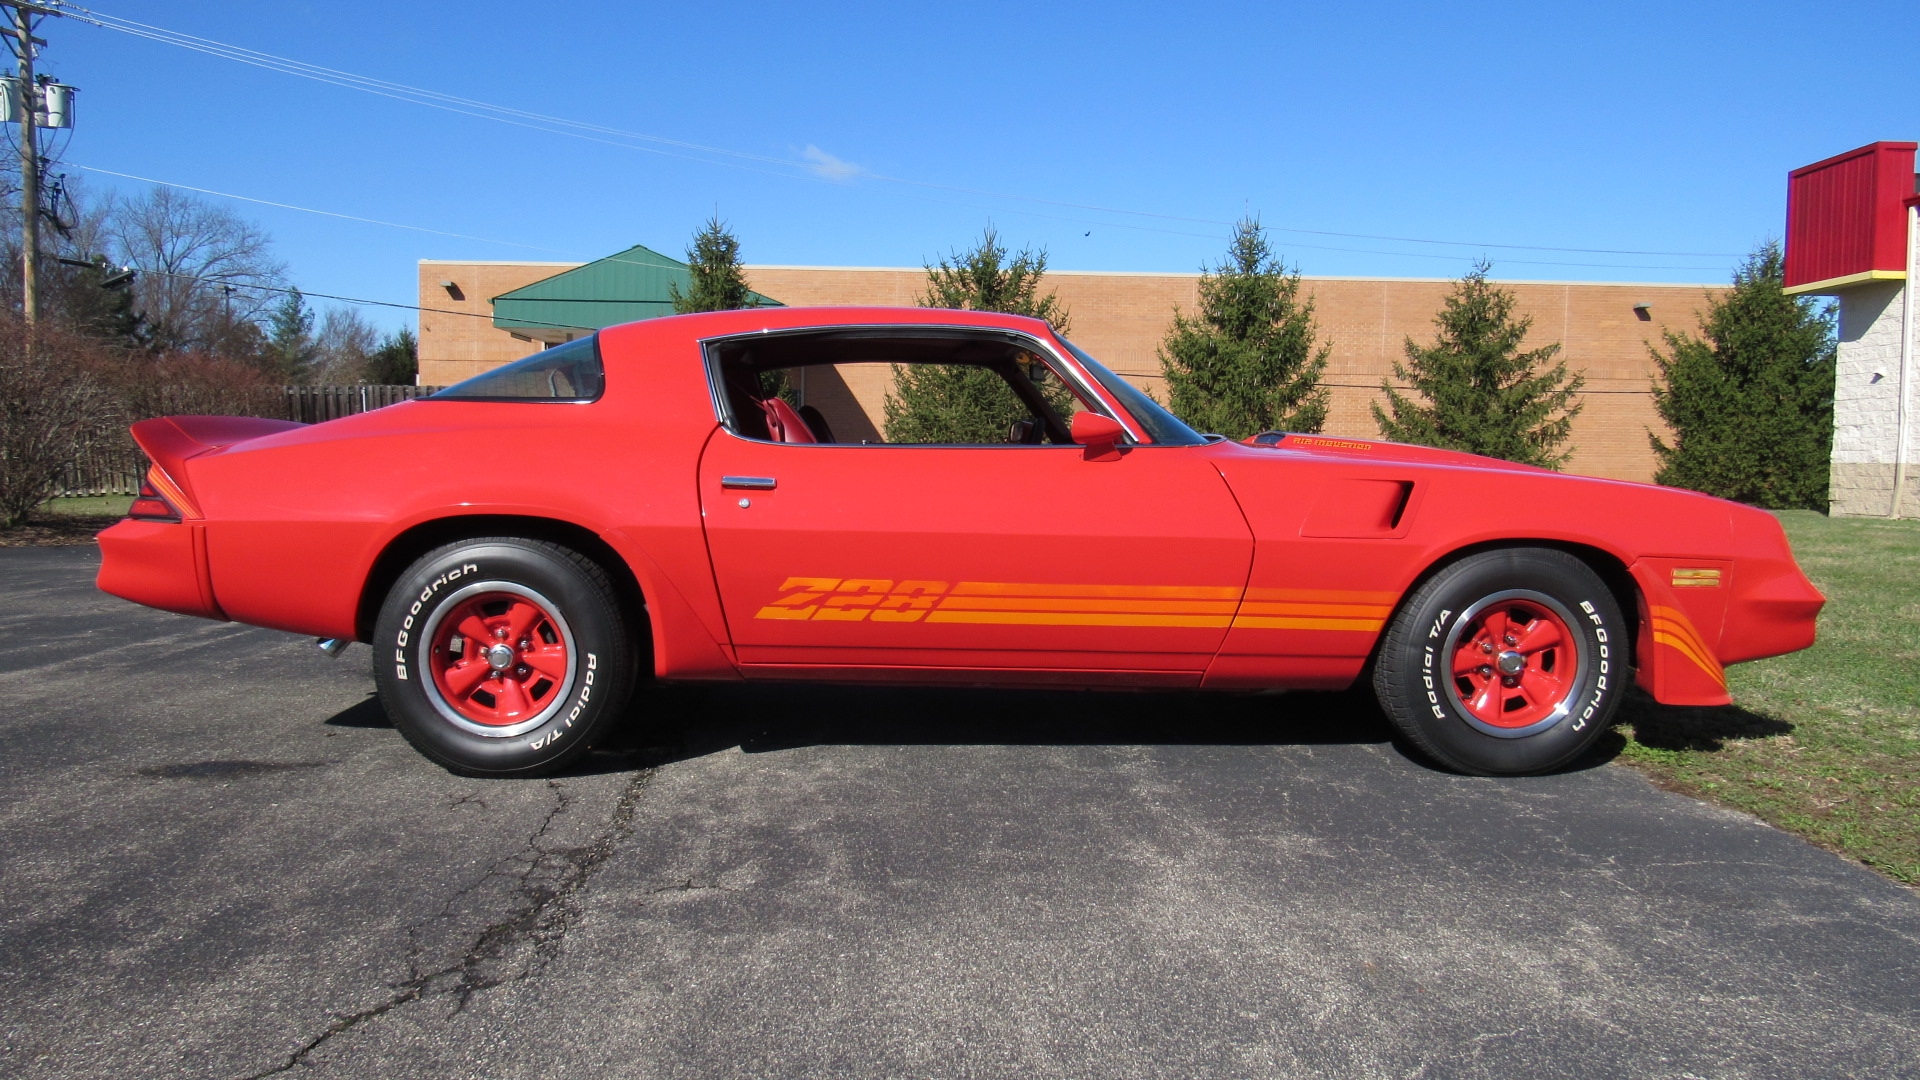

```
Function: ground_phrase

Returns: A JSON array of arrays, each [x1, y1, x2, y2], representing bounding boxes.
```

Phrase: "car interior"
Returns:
[[706, 329, 1088, 446]]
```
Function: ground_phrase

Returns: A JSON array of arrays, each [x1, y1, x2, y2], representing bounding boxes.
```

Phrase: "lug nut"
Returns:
[[517, 666, 529, 677]]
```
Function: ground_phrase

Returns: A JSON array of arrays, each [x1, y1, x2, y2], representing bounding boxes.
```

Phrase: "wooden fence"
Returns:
[[283, 383, 441, 424], [55, 384, 445, 498]]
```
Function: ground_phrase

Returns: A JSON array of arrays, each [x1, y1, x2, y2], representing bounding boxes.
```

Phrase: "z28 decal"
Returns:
[[754, 578, 1396, 632]]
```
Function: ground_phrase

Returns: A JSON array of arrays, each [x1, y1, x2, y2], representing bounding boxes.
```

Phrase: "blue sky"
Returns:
[[33, 0, 1920, 333]]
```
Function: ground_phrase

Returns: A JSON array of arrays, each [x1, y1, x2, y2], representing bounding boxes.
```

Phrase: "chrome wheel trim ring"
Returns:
[[416, 580, 579, 739], [1441, 588, 1591, 740]]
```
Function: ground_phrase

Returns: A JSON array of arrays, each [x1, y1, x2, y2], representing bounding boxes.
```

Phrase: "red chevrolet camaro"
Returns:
[[96, 307, 1823, 777]]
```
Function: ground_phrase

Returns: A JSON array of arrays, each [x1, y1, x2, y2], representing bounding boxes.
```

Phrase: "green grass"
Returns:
[[38, 495, 133, 518], [1611, 510, 1920, 884]]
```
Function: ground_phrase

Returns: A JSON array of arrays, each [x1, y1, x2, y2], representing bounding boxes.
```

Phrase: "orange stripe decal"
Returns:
[[926, 611, 1235, 628], [1237, 602, 1394, 619], [936, 596, 1239, 615], [949, 581, 1242, 600], [1230, 616, 1385, 632], [753, 577, 1400, 630], [1649, 605, 1726, 686], [1243, 587, 1400, 604]]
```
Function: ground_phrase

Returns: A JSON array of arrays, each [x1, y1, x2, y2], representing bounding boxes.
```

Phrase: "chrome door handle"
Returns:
[[721, 476, 777, 490]]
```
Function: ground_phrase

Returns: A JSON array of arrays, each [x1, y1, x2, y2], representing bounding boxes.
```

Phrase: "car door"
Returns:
[[697, 432, 1254, 685]]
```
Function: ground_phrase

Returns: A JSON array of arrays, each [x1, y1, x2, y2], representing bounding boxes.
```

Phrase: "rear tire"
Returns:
[[372, 537, 637, 777], [1372, 547, 1624, 775]]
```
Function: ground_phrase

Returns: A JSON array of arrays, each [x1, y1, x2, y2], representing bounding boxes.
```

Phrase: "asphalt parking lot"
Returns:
[[3, 545, 1917, 1079]]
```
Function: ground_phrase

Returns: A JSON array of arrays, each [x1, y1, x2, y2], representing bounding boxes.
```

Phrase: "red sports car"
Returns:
[[96, 307, 1823, 777]]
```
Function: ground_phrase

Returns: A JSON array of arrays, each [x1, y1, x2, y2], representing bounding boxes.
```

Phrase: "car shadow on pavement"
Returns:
[[320, 692, 640, 777], [1596, 688, 1794, 754], [327, 682, 1723, 779], [617, 681, 1410, 770], [324, 694, 393, 728]]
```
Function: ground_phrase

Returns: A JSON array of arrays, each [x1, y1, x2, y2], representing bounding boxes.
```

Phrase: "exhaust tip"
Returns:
[[316, 638, 349, 658]]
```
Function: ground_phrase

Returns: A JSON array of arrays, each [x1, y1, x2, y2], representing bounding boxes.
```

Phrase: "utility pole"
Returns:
[[12, 4, 37, 325], [2, 2, 66, 327]]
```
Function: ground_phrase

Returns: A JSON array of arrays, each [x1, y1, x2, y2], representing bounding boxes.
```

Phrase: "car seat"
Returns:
[[759, 397, 818, 444], [797, 404, 836, 444]]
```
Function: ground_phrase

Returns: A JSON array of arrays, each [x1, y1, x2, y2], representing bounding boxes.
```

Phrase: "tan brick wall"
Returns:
[[419, 260, 1724, 482], [418, 261, 583, 386]]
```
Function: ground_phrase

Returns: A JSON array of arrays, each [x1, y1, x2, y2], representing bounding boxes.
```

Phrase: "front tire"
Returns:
[[372, 537, 637, 777], [1372, 548, 1625, 775]]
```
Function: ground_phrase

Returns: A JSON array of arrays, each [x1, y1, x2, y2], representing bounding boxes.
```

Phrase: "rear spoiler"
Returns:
[[130, 415, 306, 514]]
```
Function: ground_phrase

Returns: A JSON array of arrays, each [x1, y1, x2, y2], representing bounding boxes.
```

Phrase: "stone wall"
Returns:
[[1830, 279, 1917, 516]]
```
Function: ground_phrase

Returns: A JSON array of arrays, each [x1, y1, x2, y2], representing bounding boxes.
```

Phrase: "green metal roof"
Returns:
[[490, 243, 782, 340]]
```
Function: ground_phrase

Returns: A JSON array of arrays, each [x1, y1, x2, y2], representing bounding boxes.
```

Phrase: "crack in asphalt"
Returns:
[[647, 878, 739, 895], [245, 769, 651, 1078]]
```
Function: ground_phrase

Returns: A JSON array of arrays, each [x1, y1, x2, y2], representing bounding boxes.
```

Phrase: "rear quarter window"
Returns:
[[432, 336, 604, 402]]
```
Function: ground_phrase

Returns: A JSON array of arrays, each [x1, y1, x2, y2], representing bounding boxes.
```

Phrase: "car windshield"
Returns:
[[1053, 336, 1206, 446], [432, 335, 604, 402]]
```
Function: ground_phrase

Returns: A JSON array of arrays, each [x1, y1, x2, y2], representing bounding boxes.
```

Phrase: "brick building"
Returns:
[[1783, 140, 1919, 518], [419, 251, 1724, 483]]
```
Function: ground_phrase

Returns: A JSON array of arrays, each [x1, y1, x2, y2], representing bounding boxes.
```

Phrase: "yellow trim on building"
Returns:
[[1783, 268, 1906, 295]]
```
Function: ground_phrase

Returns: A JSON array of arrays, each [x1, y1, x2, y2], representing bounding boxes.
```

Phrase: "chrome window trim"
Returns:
[[695, 323, 1145, 447]]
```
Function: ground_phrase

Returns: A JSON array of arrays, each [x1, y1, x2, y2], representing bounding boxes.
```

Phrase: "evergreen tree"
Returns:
[[670, 215, 753, 314], [1158, 218, 1329, 438], [918, 225, 1071, 331], [48, 256, 146, 349], [263, 288, 316, 381], [366, 327, 419, 385], [1649, 242, 1834, 510], [670, 216, 791, 399], [1373, 261, 1585, 469], [885, 227, 1074, 444]]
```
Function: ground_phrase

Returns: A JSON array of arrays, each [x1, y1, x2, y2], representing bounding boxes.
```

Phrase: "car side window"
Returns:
[[707, 331, 1096, 447], [433, 336, 603, 402]]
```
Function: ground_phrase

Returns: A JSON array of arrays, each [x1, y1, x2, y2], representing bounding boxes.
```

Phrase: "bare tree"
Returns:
[[0, 317, 120, 527], [0, 173, 130, 331], [309, 306, 379, 383], [106, 187, 285, 355]]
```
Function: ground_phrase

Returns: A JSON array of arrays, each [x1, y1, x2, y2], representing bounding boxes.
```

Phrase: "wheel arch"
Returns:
[[1385, 538, 1643, 671], [355, 515, 650, 663]]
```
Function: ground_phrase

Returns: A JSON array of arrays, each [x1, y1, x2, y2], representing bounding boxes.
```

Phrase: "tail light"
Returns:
[[128, 478, 179, 521], [128, 464, 198, 521]]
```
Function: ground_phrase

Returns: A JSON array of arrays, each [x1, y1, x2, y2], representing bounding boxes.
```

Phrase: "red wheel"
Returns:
[[375, 538, 638, 777], [421, 585, 576, 736], [1374, 550, 1621, 775], [1443, 590, 1585, 737]]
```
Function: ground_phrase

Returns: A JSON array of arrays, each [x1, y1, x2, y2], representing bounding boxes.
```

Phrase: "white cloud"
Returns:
[[802, 145, 862, 182]]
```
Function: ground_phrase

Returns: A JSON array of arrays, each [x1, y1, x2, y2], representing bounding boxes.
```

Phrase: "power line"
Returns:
[[131, 264, 594, 331], [61, 3, 1744, 264], [132, 268, 1662, 398], [74, 162, 1729, 275], [73, 164, 582, 256], [71, 165, 715, 275], [1120, 372, 1656, 396]]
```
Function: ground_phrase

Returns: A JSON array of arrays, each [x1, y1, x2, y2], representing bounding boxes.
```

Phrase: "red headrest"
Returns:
[[760, 397, 817, 444]]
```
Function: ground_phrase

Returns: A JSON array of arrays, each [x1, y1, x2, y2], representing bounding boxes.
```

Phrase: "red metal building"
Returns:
[[1784, 140, 1919, 517]]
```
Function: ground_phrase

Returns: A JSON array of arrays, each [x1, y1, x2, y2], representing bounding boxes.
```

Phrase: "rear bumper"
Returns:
[[96, 519, 227, 621]]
